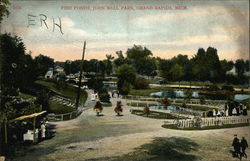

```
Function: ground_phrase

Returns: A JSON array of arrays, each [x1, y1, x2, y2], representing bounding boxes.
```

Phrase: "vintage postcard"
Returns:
[[0, 0, 249, 161]]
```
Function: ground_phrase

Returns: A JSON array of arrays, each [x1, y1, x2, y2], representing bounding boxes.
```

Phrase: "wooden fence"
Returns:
[[47, 109, 83, 121], [173, 116, 250, 128]]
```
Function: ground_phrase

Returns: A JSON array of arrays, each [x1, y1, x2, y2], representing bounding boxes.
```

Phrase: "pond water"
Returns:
[[234, 94, 250, 101], [150, 90, 250, 101], [148, 105, 202, 115], [150, 90, 199, 98]]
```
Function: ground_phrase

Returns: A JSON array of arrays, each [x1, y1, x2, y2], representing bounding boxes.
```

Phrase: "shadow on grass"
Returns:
[[88, 137, 200, 161], [96, 114, 105, 117], [115, 114, 124, 117]]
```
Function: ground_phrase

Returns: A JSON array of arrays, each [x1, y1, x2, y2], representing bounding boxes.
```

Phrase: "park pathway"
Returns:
[[13, 90, 250, 161]]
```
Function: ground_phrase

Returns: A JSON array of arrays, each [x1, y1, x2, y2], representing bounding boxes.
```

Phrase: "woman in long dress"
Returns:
[[114, 101, 123, 116], [94, 101, 103, 116]]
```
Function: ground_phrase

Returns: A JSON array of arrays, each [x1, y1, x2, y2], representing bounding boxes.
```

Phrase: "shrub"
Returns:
[[98, 88, 110, 103], [208, 85, 220, 91], [120, 81, 132, 96], [134, 77, 149, 89], [221, 85, 234, 91], [199, 96, 206, 105]]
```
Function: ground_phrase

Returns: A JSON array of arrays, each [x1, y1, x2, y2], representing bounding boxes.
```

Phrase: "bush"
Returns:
[[134, 77, 149, 89], [208, 85, 220, 91], [221, 85, 234, 91], [120, 81, 132, 96], [98, 88, 110, 103], [199, 96, 206, 105]]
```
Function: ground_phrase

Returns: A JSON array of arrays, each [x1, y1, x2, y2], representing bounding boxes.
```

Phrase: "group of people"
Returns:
[[93, 101, 123, 116], [226, 102, 248, 116], [232, 134, 248, 160]]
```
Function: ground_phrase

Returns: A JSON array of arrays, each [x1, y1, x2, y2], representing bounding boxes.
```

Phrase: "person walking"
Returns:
[[94, 101, 103, 116], [232, 134, 240, 158], [241, 137, 248, 158], [114, 101, 123, 116]]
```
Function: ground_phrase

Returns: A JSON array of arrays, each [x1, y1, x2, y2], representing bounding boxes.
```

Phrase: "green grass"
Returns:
[[19, 92, 35, 99], [129, 87, 173, 96], [49, 100, 75, 114], [171, 103, 216, 111], [168, 81, 249, 89], [162, 123, 250, 130], [127, 102, 214, 111], [36, 80, 87, 105], [127, 102, 158, 107], [131, 109, 184, 119]]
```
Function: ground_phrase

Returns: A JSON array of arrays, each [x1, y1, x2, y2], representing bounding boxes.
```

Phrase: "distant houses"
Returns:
[[44, 66, 66, 79]]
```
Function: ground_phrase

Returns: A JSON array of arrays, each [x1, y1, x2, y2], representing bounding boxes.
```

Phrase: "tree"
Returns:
[[184, 89, 192, 101], [169, 64, 184, 82], [126, 45, 155, 75], [134, 77, 149, 89], [114, 50, 126, 68], [220, 59, 234, 81], [105, 54, 114, 76], [191, 48, 209, 81], [35, 90, 50, 112], [0, 0, 10, 24], [116, 64, 136, 95], [34, 54, 54, 76], [158, 59, 172, 81], [235, 59, 245, 76], [205, 47, 221, 82], [0, 33, 36, 89]]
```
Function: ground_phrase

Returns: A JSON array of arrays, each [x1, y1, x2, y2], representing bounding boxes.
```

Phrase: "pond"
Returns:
[[234, 94, 250, 101], [150, 90, 250, 101], [150, 90, 199, 98], [147, 105, 202, 115]]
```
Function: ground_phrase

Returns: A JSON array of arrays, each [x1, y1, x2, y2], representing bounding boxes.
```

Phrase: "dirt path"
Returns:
[[14, 90, 250, 161]]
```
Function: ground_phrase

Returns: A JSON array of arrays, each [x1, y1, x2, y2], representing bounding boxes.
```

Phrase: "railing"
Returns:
[[171, 116, 250, 128], [126, 95, 226, 106], [47, 109, 83, 121]]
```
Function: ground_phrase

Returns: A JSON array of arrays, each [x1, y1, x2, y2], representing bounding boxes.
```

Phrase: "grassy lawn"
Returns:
[[19, 92, 35, 99], [127, 102, 214, 111], [171, 103, 216, 111], [162, 123, 249, 130], [131, 109, 183, 119], [168, 81, 249, 89], [129, 87, 173, 96], [49, 100, 75, 114], [36, 80, 87, 105]]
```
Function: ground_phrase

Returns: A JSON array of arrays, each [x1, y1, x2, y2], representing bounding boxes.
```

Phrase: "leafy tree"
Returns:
[[134, 77, 149, 89], [105, 54, 114, 76], [0, 0, 10, 23], [116, 64, 136, 95], [191, 48, 209, 81], [235, 59, 245, 76], [199, 96, 206, 105], [158, 59, 172, 81], [34, 54, 54, 76], [184, 89, 192, 101], [114, 50, 126, 68], [169, 63, 184, 82], [98, 88, 110, 103], [121, 81, 132, 95], [35, 90, 50, 112], [205, 47, 221, 82], [126, 45, 155, 75], [0, 33, 36, 89]]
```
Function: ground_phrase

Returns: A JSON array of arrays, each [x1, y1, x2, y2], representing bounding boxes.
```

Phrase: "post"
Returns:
[[75, 41, 86, 109], [4, 122, 7, 144], [33, 117, 36, 143]]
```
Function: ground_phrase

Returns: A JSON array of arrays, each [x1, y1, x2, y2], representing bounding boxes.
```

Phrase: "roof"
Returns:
[[8, 111, 47, 123]]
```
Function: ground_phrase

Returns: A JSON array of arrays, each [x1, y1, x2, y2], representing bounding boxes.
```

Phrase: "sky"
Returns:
[[1, 0, 249, 61]]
